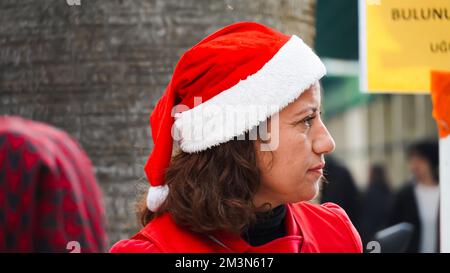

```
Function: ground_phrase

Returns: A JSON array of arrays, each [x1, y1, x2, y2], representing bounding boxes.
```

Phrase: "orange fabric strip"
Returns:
[[431, 71, 450, 138]]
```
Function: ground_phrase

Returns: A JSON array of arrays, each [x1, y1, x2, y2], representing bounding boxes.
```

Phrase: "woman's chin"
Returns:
[[305, 178, 321, 200], [289, 184, 320, 203]]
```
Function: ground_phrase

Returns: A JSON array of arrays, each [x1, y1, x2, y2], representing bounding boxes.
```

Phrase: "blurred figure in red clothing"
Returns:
[[0, 116, 107, 252]]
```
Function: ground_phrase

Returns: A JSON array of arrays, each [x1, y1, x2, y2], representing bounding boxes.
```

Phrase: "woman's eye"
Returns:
[[299, 114, 316, 128], [304, 117, 314, 127]]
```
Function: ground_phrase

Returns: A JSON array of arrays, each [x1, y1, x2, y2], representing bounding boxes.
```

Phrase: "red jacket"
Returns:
[[110, 202, 362, 253]]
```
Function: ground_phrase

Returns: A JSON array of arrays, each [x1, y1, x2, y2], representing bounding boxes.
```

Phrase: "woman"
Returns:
[[388, 140, 439, 253], [111, 22, 362, 253]]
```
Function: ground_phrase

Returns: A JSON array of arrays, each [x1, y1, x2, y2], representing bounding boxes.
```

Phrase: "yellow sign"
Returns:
[[359, 0, 450, 93]]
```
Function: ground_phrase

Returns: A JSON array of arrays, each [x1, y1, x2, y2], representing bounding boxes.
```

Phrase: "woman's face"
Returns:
[[253, 85, 335, 208]]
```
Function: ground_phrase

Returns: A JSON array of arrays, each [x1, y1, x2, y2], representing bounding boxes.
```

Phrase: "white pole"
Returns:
[[430, 70, 450, 253], [441, 135, 450, 252]]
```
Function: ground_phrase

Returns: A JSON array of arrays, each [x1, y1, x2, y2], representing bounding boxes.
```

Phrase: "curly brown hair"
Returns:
[[137, 130, 272, 235]]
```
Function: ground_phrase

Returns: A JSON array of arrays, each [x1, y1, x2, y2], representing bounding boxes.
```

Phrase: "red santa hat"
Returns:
[[145, 22, 326, 211]]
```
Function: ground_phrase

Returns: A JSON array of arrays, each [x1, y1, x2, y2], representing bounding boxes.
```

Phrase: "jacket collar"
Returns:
[[210, 203, 304, 252]]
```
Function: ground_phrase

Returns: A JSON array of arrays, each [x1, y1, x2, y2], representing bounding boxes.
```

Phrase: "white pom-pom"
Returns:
[[146, 184, 169, 211]]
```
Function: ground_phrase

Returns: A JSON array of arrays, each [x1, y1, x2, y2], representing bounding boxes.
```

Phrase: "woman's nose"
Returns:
[[313, 120, 335, 155]]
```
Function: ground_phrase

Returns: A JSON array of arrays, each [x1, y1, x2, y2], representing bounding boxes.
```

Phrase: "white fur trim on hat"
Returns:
[[173, 35, 326, 153], [146, 184, 169, 211]]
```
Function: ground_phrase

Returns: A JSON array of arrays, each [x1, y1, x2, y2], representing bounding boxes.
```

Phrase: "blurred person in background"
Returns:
[[388, 140, 439, 253], [0, 116, 108, 252], [359, 164, 392, 246], [321, 156, 361, 228]]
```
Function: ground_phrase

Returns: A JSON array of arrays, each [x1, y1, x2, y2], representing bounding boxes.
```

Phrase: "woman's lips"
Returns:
[[308, 163, 325, 175]]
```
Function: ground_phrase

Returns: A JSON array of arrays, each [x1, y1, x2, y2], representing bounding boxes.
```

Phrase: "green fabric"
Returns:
[[315, 0, 359, 60]]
